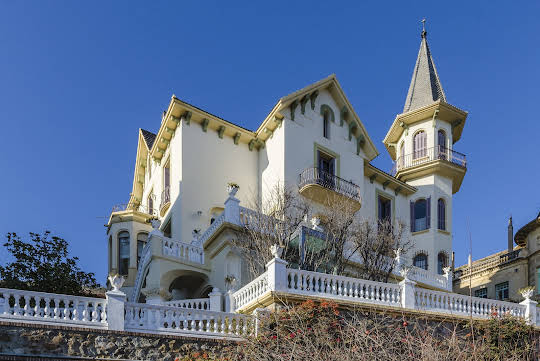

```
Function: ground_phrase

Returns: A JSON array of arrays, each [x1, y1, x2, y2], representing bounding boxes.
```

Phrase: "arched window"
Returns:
[[118, 231, 130, 275], [398, 141, 405, 169], [437, 252, 448, 275], [438, 130, 447, 160], [411, 198, 430, 232], [320, 104, 334, 139], [108, 236, 112, 271], [413, 253, 428, 270], [323, 112, 330, 139], [438, 198, 446, 230], [413, 131, 427, 159], [137, 232, 148, 268], [148, 194, 154, 215]]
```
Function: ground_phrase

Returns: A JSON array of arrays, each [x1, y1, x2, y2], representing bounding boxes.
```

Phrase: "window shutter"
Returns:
[[410, 201, 415, 232], [426, 196, 431, 229]]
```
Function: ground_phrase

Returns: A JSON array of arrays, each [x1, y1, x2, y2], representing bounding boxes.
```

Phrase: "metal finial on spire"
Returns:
[[421, 18, 427, 38]]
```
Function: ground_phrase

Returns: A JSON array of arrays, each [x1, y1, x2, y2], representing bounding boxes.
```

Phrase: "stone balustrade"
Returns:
[[162, 237, 204, 264], [163, 298, 210, 310], [415, 287, 526, 319], [286, 269, 402, 307], [233, 272, 269, 310], [0, 288, 107, 328], [124, 302, 252, 339]]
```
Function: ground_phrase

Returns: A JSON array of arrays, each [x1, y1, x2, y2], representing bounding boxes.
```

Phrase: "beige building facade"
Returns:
[[453, 213, 540, 302], [106, 29, 470, 306]]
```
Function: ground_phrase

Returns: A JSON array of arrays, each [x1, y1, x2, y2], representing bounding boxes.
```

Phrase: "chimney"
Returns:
[[508, 216, 514, 252]]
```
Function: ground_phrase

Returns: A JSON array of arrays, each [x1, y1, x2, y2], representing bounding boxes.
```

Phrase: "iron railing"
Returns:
[[298, 167, 361, 203], [391, 146, 467, 176], [160, 186, 171, 212]]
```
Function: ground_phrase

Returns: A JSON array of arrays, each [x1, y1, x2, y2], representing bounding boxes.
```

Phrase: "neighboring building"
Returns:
[[453, 212, 540, 302], [106, 28, 469, 304]]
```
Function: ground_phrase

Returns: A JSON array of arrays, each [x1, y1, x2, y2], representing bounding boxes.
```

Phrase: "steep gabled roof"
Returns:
[[403, 30, 446, 113], [141, 129, 156, 150], [257, 74, 379, 161]]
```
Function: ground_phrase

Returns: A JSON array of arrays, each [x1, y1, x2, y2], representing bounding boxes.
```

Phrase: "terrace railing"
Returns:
[[391, 146, 467, 176], [299, 167, 362, 203]]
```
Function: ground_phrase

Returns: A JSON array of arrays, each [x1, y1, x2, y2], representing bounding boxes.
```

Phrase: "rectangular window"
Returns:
[[378, 196, 391, 223], [474, 288, 487, 298], [164, 163, 170, 189], [495, 281, 509, 300], [323, 117, 330, 139]]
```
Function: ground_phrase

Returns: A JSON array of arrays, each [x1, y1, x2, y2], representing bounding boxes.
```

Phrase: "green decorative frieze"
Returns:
[[369, 174, 377, 184], [248, 139, 255, 151], [348, 122, 357, 141], [233, 132, 241, 145], [217, 125, 225, 139], [320, 104, 335, 123], [340, 106, 348, 126], [310, 90, 319, 110], [300, 95, 309, 114], [183, 111, 192, 125], [356, 134, 365, 155], [290, 100, 298, 121], [201, 118, 209, 132]]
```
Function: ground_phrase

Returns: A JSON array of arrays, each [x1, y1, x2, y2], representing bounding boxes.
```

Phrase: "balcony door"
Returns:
[[317, 151, 335, 188]]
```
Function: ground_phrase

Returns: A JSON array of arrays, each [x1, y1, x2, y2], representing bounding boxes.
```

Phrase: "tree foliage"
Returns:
[[0, 231, 99, 296], [232, 184, 411, 281]]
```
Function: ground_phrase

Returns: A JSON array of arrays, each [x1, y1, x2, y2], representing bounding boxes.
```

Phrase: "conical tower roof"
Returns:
[[403, 29, 446, 113]]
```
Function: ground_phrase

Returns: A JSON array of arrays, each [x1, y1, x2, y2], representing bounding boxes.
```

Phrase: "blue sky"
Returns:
[[1, 1, 539, 284]]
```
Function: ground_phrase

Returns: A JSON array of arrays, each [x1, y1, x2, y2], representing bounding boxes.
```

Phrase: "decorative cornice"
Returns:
[[310, 90, 319, 110], [300, 95, 309, 114], [201, 118, 209, 132], [290, 100, 298, 121], [233, 132, 241, 145]]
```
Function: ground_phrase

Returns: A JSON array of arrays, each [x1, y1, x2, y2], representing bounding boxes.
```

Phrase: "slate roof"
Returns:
[[403, 30, 446, 113], [141, 129, 156, 149]]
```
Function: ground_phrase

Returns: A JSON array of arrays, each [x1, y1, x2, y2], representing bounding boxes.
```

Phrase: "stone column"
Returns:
[[399, 267, 417, 310], [443, 267, 453, 292], [224, 186, 241, 225], [225, 290, 235, 313], [208, 288, 222, 312], [519, 287, 538, 326], [266, 244, 288, 292], [106, 275, 126, 331]]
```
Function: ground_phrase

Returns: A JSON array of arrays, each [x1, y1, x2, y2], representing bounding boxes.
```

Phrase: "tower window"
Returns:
[[438, 130, 447, 160], [413, 253, 428, 270], [437, 198, 446, 231], [410, 197, 431, 232], [413, 131, 427, 159], [118, 231, 130, 276], [437, 252, 448, 274]]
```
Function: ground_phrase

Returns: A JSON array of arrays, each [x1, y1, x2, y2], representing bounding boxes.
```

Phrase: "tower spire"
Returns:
[[402, 20, 446, 113]]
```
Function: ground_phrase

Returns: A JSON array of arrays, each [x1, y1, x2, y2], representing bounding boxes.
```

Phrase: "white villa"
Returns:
[[106, 28, 468, 306]]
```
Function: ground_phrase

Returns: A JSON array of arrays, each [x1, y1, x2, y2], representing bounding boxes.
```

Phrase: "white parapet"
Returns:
[[124, 302, 253, 339], [0, 288, 108, 329]]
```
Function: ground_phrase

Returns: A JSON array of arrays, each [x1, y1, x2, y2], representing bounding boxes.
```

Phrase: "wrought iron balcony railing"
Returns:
[[391, 146, 467, 176], [160, 186, 171, 213], [298, 167, 362, 203], [111, 203, 154, 215]]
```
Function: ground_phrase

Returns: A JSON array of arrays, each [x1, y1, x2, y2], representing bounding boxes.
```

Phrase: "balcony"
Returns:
[[298, 168, 362, 211], [160, 186, 171, 216], [391, 146, 467, 193]]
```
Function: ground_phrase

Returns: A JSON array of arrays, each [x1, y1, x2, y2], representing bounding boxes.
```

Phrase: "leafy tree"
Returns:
[[0, 231, 99, 296]]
